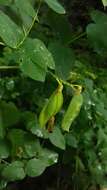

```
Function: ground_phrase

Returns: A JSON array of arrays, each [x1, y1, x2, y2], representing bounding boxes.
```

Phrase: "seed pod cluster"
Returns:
[[61, 92, 83, 132], [39, 83, 63, 128]]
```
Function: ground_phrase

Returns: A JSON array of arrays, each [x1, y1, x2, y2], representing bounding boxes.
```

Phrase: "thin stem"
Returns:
[[0, 65, 19, 70], [16, 0, 42, 49], [1, 159, 9, 165], [48, 71, 61, 84], [48, 71, 82, 92], [67, 32, 86, 45], [0, 42, 5, 46]]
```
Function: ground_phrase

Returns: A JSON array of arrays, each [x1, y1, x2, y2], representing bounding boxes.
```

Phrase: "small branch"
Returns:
[[0, 65, 19, 70], [0, 42, 5, 46], [16, 0, 42, 49], [67, 32, 86, 45], [48, 71, 82, 92]]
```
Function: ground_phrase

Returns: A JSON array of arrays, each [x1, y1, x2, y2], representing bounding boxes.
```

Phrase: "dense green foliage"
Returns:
[[0, 0, 107, 189]]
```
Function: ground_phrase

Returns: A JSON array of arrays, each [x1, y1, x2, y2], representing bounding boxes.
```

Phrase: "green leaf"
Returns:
[[15, 0, 36, 18], [26, 158, 47, 177], [90, 10, 107, 24], [66, 134, 78, 148], [39, 148, 58, 166], [19, 38, 55, 81], [0, 180, 7, 190], [49, 127, 65, 150], [44, 0, 65, 14], [46, 12, 72, 44], [0, 139, 10, 159], [20, 58, 47, 82], [49, 42, 75, 80], [8, 129, 40, 158], [0, 0, 11, 5], [0, 110, 5, 139], [25, 113, 49, 139], [0, 11, 24, 48], [0, 101, 20, 128], [2, 161, 25, 181], [87, 11, 107, 56]]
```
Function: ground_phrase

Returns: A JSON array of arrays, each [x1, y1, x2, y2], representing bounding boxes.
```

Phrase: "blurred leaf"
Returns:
[[38, 148, 58, 166], [25, 112, 49, 139], [8, 129, 40, 158], [0, 139, 10, 158], [0, 180, 7, 190], [0, 101, 20, 128], [2, 161, 25, 181], [101, 0, 107, 7], [47, 12, 72, 44], [87, 11, 107, 56], [15, 0, 36, 18], [66, 133, 78, 148], [49, 42, 75, 79], [0, 110, 5, 139], [44, 0, 65, 14], [49, 127, 65, 150], [0, 0, 11, 5], [90, 10, 107, 24], [26, 158, 47, 177]]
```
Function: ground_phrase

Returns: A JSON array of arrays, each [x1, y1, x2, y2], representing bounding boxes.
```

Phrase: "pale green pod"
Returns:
[[62, 93, 83, 132], [39, 83, 63, 128]]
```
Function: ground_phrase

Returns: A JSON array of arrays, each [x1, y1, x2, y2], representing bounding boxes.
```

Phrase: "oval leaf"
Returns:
[[0, 139, 10, 159], [44, 0, 66, 14], [26, 158, 47, 177], [2, 161, 25, 181], [49, 127, 65, 150], [0, 11, 24, 48]]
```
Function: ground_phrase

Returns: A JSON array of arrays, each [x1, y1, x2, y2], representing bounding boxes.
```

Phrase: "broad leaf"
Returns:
[[0, 180, 7, 190], [44, 0, 65, 14], [66, 134, 78, 148], [47, 12, 72, 44], [49, 42, 75, 79], [2, 161, 25, 181], [13, 0, 38, 31], [15, 0, 36, 18], [49, 127, 65, 150], [25, 112, 49, 139], [0, 101, 20, 128], [38, 148, 58, 166], [8, 129, 40, 158], [26, 158, 47, 177], [87, 11, 107, 56], [0, 11, 24, 48], [90, 10, 107, 24], [19, 38, 55, 81], [0, 110, 5, 139], [0, 0, 11, 5], [0, 139, 10, 158]]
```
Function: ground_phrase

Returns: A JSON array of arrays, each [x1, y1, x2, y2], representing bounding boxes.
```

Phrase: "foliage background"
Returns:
[[0, 0, 107, 190]]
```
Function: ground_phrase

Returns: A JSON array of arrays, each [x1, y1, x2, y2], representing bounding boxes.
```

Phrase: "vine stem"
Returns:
[[1, 159, 9, 165], [0, 65, 19, 70], [0, 42, 5, 46], [48, 71, 82, 92], [16, 0, 42, 49], [67, 32, 86, 45]]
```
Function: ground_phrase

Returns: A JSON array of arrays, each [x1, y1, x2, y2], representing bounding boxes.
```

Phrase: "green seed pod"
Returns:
[[39, 83, 63, 128], [62, 93, 83, 132]]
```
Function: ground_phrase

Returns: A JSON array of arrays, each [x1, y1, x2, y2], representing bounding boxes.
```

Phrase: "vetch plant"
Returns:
[[0, 0, 107, 189]]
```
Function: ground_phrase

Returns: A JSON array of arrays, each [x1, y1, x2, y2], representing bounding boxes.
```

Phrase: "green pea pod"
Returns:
[[62, 93, 83, 132], [39, 83, 63, 128]]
